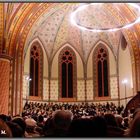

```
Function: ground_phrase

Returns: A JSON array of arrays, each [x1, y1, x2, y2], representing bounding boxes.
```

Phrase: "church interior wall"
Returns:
[[22, 38, 133, 107], [118, 44, 133, 106], [22, 39, 125, 105]]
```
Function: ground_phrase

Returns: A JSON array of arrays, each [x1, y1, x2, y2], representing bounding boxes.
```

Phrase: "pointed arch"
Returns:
[[58, 46, 77, 100], [24, 37, 49, 62], [93, 42, 110, 98], [29, 42, 43, 98]]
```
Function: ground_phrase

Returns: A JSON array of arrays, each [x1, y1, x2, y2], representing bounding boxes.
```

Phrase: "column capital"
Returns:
[[0, 54, 13, 61]]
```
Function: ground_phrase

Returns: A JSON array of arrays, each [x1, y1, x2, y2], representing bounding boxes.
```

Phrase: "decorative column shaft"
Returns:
[[0, 54, 12, 115]]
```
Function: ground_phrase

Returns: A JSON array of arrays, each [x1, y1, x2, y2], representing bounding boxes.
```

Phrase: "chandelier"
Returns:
[[70, 3, 140, 32]]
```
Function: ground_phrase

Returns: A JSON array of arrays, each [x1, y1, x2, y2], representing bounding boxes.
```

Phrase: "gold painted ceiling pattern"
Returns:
[[25, 3, 123, 61], [1, 3, 140, 63]]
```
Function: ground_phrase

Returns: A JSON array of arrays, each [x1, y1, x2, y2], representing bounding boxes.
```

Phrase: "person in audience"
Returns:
[[43, 117, 54, 137], [128, 111, 140, 137], [0, 119, 12, 137], [104, 113, 124, 137], [132, 108, 140, 119], [6, 121, 23, 137], [115, 115, 126, 130], [25, 118, 40, 137], [0, 114, 8, 122], [104, 113, 118, 127], [45, 110, 73, 137], [91, 116, 107, 137], [7, 116, 12, 121], [123, 117, 129, 129], [68, 118, 94, 137], [12, 117, 26, 137], [37, 115, 44, 128]]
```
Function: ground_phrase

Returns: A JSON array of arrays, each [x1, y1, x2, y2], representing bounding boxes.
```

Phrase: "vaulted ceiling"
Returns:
[[1, 3, 140, 63]]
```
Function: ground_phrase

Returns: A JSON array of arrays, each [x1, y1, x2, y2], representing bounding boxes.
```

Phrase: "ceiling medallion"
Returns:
[[70, 3, 140, 32]]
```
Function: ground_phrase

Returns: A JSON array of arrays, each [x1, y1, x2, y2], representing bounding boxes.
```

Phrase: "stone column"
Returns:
[[0, 54, 12, 115]]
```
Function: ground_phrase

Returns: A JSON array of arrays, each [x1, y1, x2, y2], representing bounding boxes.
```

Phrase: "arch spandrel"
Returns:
[[7, 3, 55, 56]]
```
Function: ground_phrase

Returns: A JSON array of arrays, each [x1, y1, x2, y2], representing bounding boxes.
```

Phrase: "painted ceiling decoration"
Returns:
[[71, 3, 140, 32], [0, 3, 140, 64]]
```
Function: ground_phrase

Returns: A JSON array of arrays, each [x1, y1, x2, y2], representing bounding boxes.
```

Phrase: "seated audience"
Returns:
[[0, 102, 132, 137]]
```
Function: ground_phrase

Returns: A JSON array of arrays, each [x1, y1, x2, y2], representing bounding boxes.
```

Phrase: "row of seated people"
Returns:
[[0, 102, 139, 137], [23, 102, 124, 117]]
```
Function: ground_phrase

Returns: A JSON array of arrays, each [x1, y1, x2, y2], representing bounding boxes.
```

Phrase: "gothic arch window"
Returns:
[[59, 47, 77, 99], [29, 44, 43, 98], [93, 44, 110, 97]]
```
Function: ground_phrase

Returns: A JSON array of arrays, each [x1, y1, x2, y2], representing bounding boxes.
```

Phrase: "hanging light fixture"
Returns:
[[70, 3, 140, 32]]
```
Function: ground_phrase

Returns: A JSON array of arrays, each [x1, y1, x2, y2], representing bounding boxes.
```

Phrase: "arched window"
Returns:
[[59, 47, 77, 99], [29, 44, 43, 97], [93, 44, 110, 97]]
